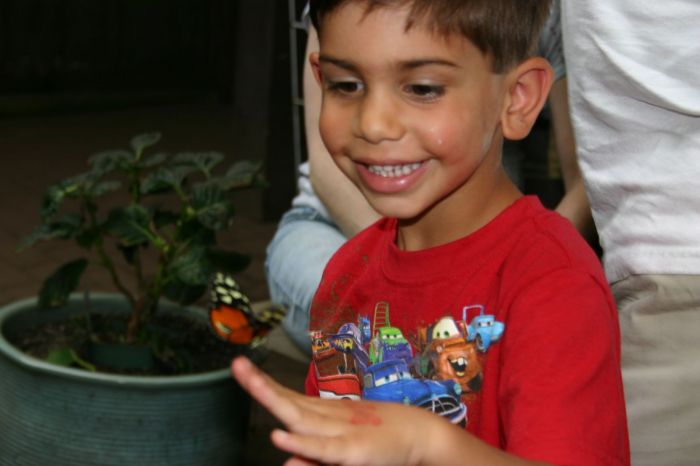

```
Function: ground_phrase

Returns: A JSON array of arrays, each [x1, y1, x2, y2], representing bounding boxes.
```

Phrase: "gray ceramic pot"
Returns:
[[0, 293, 250, 466]]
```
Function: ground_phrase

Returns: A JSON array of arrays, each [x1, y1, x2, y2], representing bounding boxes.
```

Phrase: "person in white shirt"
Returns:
[[562, 2, 700, 464]]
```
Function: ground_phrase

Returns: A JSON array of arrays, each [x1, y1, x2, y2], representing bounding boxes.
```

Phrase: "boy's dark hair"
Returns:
[[309, 0, 552, 73]]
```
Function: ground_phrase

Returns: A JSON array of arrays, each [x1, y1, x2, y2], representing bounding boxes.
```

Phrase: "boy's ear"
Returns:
[[309, 52, 323, 86], [501, 57, 554, 141]]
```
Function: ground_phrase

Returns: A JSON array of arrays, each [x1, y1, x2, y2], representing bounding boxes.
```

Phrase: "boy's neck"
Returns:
[[396, 164, 521, 251]]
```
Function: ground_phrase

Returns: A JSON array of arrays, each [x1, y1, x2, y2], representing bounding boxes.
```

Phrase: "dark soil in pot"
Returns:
[[8, 312, 243, 375]]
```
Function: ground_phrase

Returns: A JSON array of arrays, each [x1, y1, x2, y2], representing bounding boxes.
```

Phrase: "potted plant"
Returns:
[[0, 132, 266, 465]]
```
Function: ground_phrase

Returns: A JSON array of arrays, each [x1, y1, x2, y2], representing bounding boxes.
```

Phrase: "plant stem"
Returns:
[[96, 244, 135, 306], [126, 296, 150, 342], [84, 196, 136, 314], [133, 247, 146, 294]]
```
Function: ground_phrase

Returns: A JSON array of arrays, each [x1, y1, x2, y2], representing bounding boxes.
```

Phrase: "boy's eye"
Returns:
[[326, 80, 363, 95], [404, 84, 444, 100]]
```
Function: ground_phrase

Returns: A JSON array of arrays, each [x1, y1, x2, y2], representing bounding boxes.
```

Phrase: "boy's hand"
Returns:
[[231, 356, 452, 466]]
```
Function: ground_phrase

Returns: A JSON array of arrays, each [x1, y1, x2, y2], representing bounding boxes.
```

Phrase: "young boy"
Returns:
[[232, 0, 629, 464]]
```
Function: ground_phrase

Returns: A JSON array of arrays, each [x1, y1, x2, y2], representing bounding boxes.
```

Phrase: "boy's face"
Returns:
[[312, 3, 508, 221]]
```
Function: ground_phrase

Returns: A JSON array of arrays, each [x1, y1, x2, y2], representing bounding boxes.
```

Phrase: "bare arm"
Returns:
[[304, 27, 381, 237], [549, 78, 595, 239], [232, 357, 550, 466]]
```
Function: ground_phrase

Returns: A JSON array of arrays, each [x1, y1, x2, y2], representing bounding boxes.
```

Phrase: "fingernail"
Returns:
[[271, 429, 288, 441], [235, 356, 250, 368]]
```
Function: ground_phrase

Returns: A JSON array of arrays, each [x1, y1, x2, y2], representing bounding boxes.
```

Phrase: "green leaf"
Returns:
[[40, 175, 91, 220], [174, 219, 216, 246], [153, 210, 180, 229], [222, 160, 263, 189], [18, 225, 52, 251], [207, 249, 251, 275], [191, 182, 234, 230], [47, 172, 103, 214], [163, 280, 207, 306], [48, 215, 84, 240], [192, 180, 224, 206], [75, 227, 101, 249], [18, 214, 84, 251], [197, 202, 234, 230], [172, 151, 224, 174], [168, 246, 213, 286], [88, 150, 133, 177], [130, 132, 162, 157], [38, 258, 88, 308], [106, 205, 153, 246], [117, 243, 139, 265], [89, 180, 121, 197], [64, 172, 96, 192], [140, 171, 172, 195], [46, 347, 96, 371], [142, 152, 169, 168], [40, 185, 65, 220], [140, 166, 197, 194]]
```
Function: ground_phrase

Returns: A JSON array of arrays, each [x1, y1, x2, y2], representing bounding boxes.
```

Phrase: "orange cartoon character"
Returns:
[[429, 316, 483, 393], [416, 316, 483, 395], [209, 272, 286, 347]]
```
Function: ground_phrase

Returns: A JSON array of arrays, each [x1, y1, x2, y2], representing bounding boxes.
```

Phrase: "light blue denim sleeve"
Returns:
[[538, 0, 566, 81], [265, 206, 347, 354]]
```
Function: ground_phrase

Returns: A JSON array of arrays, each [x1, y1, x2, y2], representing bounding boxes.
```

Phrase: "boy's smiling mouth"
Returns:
[[367, 162, 423, 178], [354, 160, 429, 196]]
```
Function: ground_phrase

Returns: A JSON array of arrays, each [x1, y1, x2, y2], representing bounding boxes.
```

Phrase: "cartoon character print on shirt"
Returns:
[[309, 317, 371, 401], [310, 301, 508, 428], [414, 305, 505, 405], [415, 316, 483, 396], [311, 301, 505, 430], [359, 302, 467, 426]]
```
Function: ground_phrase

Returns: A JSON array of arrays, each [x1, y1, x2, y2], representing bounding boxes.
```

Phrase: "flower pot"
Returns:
[[0, 293, 250, 466]]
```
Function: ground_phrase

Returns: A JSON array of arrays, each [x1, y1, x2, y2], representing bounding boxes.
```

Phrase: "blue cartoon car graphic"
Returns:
[[464, 305, 505, 352], [362, 359, 467, 425]]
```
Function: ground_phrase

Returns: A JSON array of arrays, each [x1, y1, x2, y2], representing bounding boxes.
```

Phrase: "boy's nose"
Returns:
[[353, 91, 405, 144]]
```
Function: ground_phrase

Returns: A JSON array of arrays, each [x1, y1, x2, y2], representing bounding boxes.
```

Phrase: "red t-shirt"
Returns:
[[305, 196, 629, 465]]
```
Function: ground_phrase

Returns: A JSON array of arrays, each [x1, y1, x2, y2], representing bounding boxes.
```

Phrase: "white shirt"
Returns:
[[562, 0, 700, 282]]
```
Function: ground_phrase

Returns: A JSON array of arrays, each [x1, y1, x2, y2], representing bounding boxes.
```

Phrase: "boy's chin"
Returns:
[[366, 197, 425, 221]]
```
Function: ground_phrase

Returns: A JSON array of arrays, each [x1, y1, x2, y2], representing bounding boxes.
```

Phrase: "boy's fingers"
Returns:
[[232, 356, 300, 400], [230, 355, 258, 389], [274, 396, 388, 438], [283, 456, 320, 466], [272, 429, 347, 465], [232, 357, 382, 439], [231, 357, 307, 424], [231, 357, 348, 436], [232, 356, 282, 393]]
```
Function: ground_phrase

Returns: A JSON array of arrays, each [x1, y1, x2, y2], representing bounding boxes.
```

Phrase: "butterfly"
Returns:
[[209, 272, 286, 347]]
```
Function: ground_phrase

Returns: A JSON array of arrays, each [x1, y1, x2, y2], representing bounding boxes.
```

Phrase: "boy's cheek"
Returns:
[[318, 113, 349, 154], [316, 116, 357, 181], [329, 150, 362, 187]]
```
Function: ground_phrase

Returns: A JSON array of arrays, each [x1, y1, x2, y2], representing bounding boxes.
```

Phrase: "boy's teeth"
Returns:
[[367, 162, 422, 178]]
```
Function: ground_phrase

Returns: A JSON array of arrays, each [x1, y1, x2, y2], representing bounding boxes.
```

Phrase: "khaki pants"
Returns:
[[614, 274, 700, 466]]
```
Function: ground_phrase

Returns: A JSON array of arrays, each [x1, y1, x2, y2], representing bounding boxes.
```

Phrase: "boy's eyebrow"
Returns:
[[319, 55, 359, 72], [319, 55, 459, 71], [399, 59, 460, 70]]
